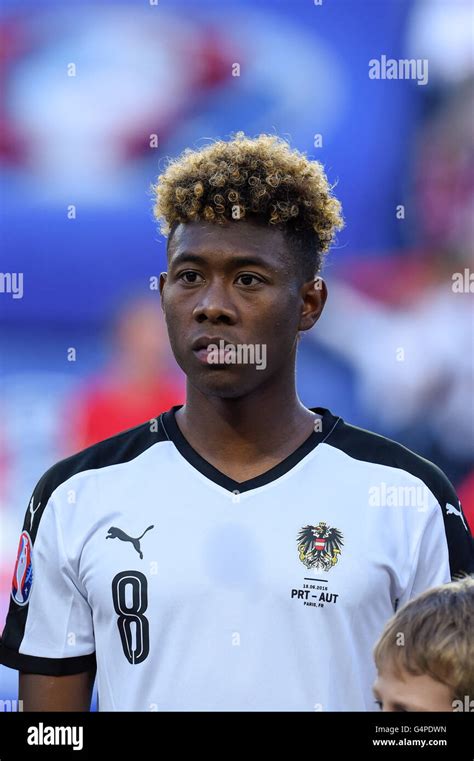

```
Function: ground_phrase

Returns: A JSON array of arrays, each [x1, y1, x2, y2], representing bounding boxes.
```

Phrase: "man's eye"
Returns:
[[179, 271, 203, 284], [235, 273, 263, 286]]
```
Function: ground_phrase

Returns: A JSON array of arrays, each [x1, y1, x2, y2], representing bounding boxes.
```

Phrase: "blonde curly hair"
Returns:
[[151, 132, 344, 277]]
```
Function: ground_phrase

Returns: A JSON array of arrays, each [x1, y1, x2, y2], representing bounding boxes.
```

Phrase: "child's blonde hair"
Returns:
[[373, 575, 474, 701]]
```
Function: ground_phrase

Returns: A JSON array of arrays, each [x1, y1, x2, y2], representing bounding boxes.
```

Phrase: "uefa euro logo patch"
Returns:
[[11, 530, 33, 606], [297, 521, 344, 572]]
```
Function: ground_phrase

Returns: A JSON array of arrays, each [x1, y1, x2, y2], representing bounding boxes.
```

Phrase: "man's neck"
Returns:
[[174, 381, 320, 475]]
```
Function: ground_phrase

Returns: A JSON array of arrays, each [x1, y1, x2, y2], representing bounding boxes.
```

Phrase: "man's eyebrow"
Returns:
[[169, 251, 272, 269]]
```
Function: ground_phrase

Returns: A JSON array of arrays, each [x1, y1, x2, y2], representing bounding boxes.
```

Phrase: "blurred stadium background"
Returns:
[[0, 0, 473, 709]]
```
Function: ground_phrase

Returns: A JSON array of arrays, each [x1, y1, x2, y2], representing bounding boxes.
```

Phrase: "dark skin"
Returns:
[[19, 217, 327, 711], [159, 218, 327, 482], [19, 667, 96, 711]]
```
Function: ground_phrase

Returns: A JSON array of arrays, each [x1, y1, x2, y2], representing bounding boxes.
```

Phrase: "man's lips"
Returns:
[[193, 347, 223, 364], [191, 336, 235, 351], [191, 336, 236, 366]]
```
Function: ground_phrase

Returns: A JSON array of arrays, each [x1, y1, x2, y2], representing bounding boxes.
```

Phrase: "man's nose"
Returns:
[[192, 280, 237, 323]]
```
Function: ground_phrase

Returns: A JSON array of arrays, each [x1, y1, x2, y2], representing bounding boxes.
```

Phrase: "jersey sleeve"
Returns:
[[435, 466, 474, 581], [0, 469, 96, 676], [398, 467, 474, 608]]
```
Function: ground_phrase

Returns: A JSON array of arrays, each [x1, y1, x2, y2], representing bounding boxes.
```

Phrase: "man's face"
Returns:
[[159, 219, 325, 399], [373, 668, 454, 712]]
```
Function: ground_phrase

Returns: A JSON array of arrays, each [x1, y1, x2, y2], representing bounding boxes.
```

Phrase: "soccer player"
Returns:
[[372, 575, 474, 712], [1, 133, 473, 711]]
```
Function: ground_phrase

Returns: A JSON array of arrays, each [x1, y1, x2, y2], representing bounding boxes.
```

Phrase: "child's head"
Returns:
[[373, 576, 474, 712]]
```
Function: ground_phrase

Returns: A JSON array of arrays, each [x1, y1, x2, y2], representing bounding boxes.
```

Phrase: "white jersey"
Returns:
[[1, 405, 473, 711]]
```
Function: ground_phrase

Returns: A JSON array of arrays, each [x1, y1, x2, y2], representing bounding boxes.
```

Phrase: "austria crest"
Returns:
[[297, 522, 344, 571]]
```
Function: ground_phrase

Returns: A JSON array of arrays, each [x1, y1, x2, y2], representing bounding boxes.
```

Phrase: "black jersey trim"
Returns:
[[0, 641, 96, 676], [160, 405, 342, 494], [325, 419, 474, 580]]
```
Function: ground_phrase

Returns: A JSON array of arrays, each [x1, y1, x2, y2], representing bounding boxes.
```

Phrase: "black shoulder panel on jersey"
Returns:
[[325, 417, 474, 580], [0, 413, 169, 670]]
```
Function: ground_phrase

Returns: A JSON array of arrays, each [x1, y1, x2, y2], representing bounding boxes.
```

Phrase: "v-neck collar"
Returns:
[[159, 404, 341, 494]]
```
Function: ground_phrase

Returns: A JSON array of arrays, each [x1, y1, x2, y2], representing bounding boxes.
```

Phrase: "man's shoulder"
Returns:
[[322, 411, 457, 508], [34, 414, 169, 506]]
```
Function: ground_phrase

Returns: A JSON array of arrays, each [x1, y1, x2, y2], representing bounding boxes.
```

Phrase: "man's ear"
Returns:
[[298, 276, 327, 333], [159, 272, 167, 313]]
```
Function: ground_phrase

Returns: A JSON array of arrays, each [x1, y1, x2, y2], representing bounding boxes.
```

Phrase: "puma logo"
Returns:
[[106, 525, 154, 559], [446, 502, 468, 532], [28, 497, 41, 532]]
